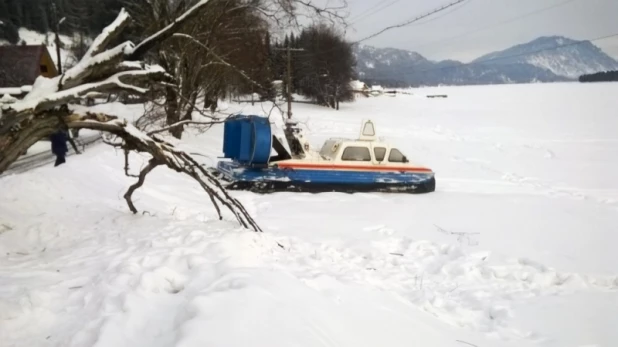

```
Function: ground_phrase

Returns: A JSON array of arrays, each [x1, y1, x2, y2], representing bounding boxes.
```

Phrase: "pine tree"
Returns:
[[6, 0, 23, 28], [0, 18, 20, 44]]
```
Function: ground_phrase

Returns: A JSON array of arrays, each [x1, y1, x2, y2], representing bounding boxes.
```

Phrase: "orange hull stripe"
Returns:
[[276, 163, 434, 173]]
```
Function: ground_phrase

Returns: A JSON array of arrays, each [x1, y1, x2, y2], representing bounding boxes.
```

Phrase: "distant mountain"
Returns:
[[353, 36, 618, 87], [473, 36, 618, 79]]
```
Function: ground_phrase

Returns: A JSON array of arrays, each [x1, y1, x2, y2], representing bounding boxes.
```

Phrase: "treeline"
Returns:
[[579, 70, 618, 82], [0, 0, 122, 43], [271, 25, 356, 109]]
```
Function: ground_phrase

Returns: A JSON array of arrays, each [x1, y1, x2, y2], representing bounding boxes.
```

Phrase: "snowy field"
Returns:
[[1, 82, 617, 347]]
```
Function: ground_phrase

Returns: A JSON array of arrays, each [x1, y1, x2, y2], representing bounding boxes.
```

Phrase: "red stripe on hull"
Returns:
[[276, 163, 434, 173]]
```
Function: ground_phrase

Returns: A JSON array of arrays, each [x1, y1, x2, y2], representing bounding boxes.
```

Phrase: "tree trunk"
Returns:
[[165, 86, 183, 139], [0, 112, 65, 174], [203, 91, 218, 113], [181, 91, 198, 121]]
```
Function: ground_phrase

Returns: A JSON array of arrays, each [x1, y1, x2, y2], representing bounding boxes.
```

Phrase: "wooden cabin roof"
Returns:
[[0, 44, 57, 88]]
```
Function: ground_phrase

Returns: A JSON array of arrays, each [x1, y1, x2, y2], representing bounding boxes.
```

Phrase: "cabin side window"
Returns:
[[388, 148, 407, 163], [341, 146, 371, 161], [374, 147, 386, 161]]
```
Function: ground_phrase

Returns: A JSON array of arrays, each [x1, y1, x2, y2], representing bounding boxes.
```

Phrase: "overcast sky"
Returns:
[[339, 0, 618, 62]]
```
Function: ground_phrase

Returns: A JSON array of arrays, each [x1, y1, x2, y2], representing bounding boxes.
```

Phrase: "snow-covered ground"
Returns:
[[1, 82, 617, 347]]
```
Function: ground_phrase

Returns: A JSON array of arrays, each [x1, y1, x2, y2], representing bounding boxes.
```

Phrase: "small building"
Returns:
[[272, 80, 284, 98], [370, 85, 384, 96], [349, 80, 370, 98], [0, 44, 58, 99]]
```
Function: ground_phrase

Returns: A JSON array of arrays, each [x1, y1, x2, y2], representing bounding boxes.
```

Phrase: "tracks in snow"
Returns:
[[279, 231, 617, 341], [2, 218, 616, 345]]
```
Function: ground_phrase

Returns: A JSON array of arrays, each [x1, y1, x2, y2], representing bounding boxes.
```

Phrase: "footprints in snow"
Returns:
[[284, 234, 618, 340]]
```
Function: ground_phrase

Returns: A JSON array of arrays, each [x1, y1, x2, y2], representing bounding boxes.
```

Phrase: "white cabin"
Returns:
[[313, 120, 412, 165], [273, 119, 431, 172]]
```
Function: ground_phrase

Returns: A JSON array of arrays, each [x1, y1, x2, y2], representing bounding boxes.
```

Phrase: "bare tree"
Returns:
[[125, 0, 348, 138], [123, 0, 272, 138], [0, 0, 349, 230], [0, 3, 261, 232]]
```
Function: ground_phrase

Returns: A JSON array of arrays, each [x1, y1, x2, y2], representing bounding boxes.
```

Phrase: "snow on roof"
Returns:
[[0, 94, 18, 104], [349, 80, 368, 91], [0, 88, 22, 95], [0, 85, 32, 95], [16, 28, 73, 67]]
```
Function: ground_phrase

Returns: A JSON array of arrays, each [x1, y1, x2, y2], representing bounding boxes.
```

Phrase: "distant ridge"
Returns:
[[353, 36, 618, 87]]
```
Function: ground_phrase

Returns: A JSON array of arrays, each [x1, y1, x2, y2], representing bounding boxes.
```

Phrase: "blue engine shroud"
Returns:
[[215, 115, 436, 194], [222, 114, 272, 167]]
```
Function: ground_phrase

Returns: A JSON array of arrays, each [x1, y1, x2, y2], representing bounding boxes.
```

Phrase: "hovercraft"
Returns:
[[213, 115, 436, 194]]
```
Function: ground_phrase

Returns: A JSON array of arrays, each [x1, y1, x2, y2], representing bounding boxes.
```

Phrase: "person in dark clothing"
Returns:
[[50, 129, 81, 167]]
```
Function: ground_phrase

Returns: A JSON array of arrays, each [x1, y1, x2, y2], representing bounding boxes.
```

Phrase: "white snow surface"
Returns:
[[1, 82, 618, 347]]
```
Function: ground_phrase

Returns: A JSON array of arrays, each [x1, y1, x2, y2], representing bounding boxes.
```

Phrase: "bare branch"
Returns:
[[124, 149, 139, 178], [127, 0, 213, 60], [172, 33, 267, 93], [158, 82, 219, 120], [62, 41, 134, 90], [60, 112, 261, 231], [146, 120, 223, 136], [42, 69, 169, 112], [84, 8, 131, 58], [124, 159, 159, 213]]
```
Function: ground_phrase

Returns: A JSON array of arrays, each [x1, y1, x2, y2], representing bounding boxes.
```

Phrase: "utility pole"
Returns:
[[274, 44, 304, 119], [286, 44, 292, 119], [50, 3, 65, 74]]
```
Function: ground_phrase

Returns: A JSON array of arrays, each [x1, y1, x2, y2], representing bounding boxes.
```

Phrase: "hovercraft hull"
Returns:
[[215, 161, 436, 194]]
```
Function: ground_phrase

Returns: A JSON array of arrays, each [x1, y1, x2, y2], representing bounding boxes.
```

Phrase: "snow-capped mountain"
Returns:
[[474, 36, 618, 79], [354, 36, 618, 86]]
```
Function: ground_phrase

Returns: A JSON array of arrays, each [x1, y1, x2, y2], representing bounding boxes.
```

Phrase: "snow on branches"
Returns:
[[0, 0, 262, 232]]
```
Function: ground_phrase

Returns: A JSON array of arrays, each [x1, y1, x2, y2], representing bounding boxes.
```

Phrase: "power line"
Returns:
[[350, 0, 403, 25], [348, 0, 398, 23], [355, 0, 468, 44], [282, 0, 470, 60], [410, 0, 583, 51], [392, 0, 474, 28]]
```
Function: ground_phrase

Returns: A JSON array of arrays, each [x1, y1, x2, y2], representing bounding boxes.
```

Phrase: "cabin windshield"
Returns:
[[341, 146, 371, 161]]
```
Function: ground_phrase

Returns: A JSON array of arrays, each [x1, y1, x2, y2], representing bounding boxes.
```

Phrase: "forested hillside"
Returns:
[[0, 0, 123, 43], [579, 70, 618, 82]]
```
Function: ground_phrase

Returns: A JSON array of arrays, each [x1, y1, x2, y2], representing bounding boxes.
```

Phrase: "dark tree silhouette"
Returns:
[[579, 70, 618, 83]]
